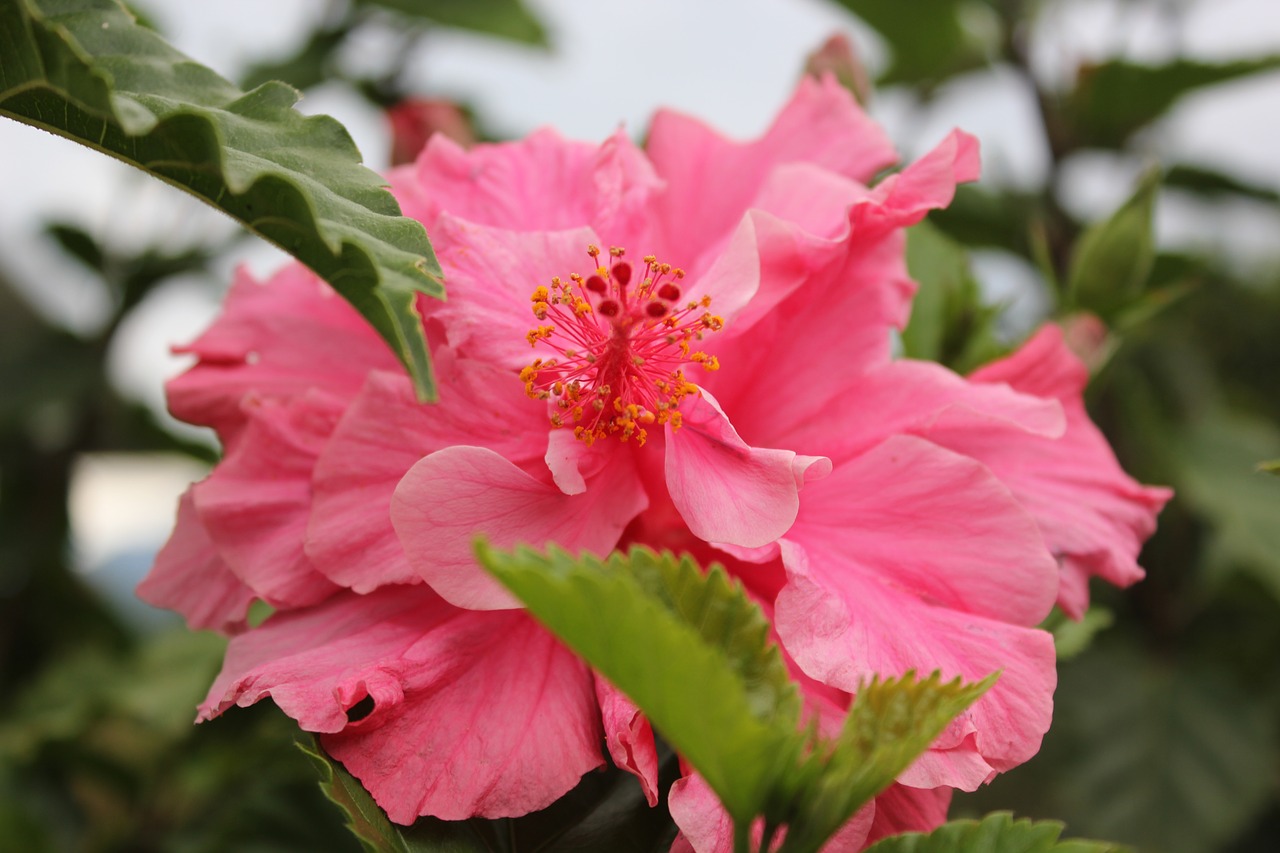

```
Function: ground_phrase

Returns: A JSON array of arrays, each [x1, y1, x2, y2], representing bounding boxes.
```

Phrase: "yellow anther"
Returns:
[[531, 285, 549, 302], [532, 301, 550, 319]]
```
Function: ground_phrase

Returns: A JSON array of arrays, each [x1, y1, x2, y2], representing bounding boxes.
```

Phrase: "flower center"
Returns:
[[520, 245, 723, 446]]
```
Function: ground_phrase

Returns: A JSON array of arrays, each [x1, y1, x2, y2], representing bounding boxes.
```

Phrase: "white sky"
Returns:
[[0, 0, 1277, 612]]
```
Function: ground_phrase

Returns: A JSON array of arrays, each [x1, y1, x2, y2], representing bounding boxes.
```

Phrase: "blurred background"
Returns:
[[1, 0, 1278, 850]]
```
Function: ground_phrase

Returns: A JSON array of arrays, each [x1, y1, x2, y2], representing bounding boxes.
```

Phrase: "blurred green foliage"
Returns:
[[2, 0, 1279, 850]]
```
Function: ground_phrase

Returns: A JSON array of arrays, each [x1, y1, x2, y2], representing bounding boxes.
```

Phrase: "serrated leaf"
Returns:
[[1066, 167, 1160, 319], [477, 542, 802, 825], [1067, 57, 1280, 148], [296, 737, 411, 853], [864, 811, 1128, 852], [779, 673, 994, 853], [478, 543, 990, 853], [0, 0, 444, 399]]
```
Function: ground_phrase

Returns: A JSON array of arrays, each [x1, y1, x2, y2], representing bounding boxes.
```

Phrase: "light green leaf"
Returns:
[[779, 673, 994, 853], [1040, 607, 1114, 661], [1258, 458, 1280, 476], [477, 542, 802, 826], [478, 543, 990, 853], [0, 0, 444, 399], [1067, 57, 1280, 148], [296, 737, 413, 853], [1066, 168, 1160, 319], [864, 811, 1128, 852]]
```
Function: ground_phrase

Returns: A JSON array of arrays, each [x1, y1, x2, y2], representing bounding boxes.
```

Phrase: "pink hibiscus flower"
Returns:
[[138, 76, 1168, 849]]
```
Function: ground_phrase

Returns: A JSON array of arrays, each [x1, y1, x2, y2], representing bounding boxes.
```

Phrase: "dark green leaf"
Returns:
[[864, 811, 1128, 852], [1175, 408, 1280, 601], [903, 220, 1006, 372], [1033, 644, 1276, 853], [828, 0, 998, 86], [358, 0, 547, 46], [296, 737, 412, 853], [0, 0, 444, 399], [1066, 167, 1160, 319], [1066, 57, 1280, 148], [1164, 164, 1280, 205]]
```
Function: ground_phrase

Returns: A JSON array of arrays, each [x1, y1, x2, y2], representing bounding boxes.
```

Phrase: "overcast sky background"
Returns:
[[1, 0, 1276, 620]]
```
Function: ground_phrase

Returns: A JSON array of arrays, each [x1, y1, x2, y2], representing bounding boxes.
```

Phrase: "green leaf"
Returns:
[[477, 542, 801, 826], [1034, 644, 1276, 853], [478, 543, 990, 853], [779, 673, 994, 853], [296, 737, 415, 853], [828, 0, 998, 86], [1067, 57, 1280, 148], [1164, 164, 1280, 205], [864, 812, 1129, 852], [0, 0, 444, 399], [357, 0, 547, 46], [1039, 607, 1114, 661], [903, 220, 1006, 373], [1258, 458, 1280, 476], [1174, 408, 1280, 601], [1066, 167, 1161, 319]]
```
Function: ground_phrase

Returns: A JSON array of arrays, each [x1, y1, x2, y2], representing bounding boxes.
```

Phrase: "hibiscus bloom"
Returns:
[[138, 76, 1168, 849]]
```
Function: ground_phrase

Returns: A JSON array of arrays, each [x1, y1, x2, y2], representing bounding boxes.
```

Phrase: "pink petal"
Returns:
[[168, 264, 398, 443], [790, 434, 1057, 628], [390, 127, 659, 245], [668, 772, 875, 853], [666, 391, 830, 550], [199, 585, 603, 823], [136, 489, 256, 633], [864, 785, 952, 846], [958, 326, 1172, 616], [192, 392, 343, 609], [776, 539, 1057, 789], [846, 130, 981, 243], [429, 216, 602, 369], [647, 74, 897, 268], [758, 358, 1065, 468], [595, 676, 660, 807], [307, 355, 545, 593], [391, 445, 647, 610]]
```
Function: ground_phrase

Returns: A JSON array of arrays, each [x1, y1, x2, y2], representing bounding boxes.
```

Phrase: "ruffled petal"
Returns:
[[776, 539, 1056, 789], [758, 358, 1065, 468], [668, 772, 875, 853], [192, 392, 343, 609], [864, 785, 952, 847], [391, 445, 647, 610], [787, 435, 1058, 626], [958, 326, 1172, 616], [429, 216, 601, 369], [199, 585, 603, 823], [666, 391, 830, 550], [647, 74, 897, 268], [390, 127, 660, 245], [595, 676, 659, 807], [168, 264, 397, 443], [136, 488, 256, 633], [307, 354, 545, 593]]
